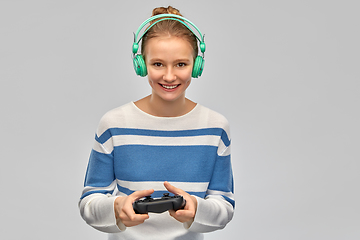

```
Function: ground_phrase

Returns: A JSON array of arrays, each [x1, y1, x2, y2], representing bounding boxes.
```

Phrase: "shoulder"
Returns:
[[96, 102, 135, 136], [196, 104, 230, 130], [100, 102, 134, 122]]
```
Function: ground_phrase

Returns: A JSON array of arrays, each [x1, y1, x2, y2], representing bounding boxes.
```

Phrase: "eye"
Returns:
[[177, 62, 187, 67], [153, 62, 163, 67]]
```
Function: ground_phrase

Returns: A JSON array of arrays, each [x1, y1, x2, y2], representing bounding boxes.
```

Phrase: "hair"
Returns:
[[141, 6, 199, 61]]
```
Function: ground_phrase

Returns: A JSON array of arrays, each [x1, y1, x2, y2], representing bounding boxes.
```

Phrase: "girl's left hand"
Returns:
[[164, 181, 198, 223]]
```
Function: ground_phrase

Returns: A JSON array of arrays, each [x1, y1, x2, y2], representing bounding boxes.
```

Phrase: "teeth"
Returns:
[[161, 84, 178, 89]]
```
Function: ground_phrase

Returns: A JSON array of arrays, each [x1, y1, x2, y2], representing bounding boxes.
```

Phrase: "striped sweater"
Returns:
[[79, 102, 235, 240]]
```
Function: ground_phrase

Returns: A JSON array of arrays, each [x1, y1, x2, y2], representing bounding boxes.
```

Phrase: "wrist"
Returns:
[[114, 196, 125, 219]]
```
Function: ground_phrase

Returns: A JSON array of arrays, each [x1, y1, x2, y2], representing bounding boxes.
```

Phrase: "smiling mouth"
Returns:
[[160, 84, 180, 90]]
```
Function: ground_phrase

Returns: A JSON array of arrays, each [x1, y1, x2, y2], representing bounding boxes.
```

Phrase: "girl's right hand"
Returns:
[[114, 189, 154, 227]]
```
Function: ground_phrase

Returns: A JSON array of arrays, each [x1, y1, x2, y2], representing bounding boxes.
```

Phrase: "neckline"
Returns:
[[131, 101, 199, 119]]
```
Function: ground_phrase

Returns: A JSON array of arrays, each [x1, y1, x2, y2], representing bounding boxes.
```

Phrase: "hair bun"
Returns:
[[152, 6, 182, 17]]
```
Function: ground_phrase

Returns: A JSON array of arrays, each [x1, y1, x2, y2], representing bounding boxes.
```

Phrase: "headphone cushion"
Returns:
[[133, 54, 147, 77], [192, 56, 204, 78]]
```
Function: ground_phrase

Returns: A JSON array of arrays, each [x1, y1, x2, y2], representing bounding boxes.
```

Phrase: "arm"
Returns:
[[79, 122, 155, 232], [167, 125, 235, 232], [78, 139, 123, 233], [189, 140, 235, 232], [79, 114, 126, 232]]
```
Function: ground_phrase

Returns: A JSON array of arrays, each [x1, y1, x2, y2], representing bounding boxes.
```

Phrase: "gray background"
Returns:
[[1, 0, 359, 239]]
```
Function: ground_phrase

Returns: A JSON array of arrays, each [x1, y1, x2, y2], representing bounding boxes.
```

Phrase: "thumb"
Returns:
[[164, 181, 183, 195], [131, 189, 154, 200]]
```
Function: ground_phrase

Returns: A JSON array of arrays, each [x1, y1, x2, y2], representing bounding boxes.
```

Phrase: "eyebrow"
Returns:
[[175, 59, 192, 62], [148, 58, 192, 63]]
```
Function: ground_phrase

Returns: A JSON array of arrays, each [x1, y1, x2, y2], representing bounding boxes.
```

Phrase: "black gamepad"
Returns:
[[133, 193, 186, 214]]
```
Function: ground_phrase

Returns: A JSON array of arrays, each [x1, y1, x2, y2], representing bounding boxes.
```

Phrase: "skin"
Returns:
[[114, 35, 198, 227], [135, 35, 197, 117], [114, 182, 198, 227]]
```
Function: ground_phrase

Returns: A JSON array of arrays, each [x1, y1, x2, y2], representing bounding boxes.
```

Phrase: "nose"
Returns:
[[163, 66, 176, 82]]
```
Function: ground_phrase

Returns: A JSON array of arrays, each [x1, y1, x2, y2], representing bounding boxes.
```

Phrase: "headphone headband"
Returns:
[[133, 14, 205, 54]]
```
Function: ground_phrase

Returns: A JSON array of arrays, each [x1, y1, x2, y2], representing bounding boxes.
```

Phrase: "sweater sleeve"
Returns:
[[186, 121, 235, 232], [78, 117, 126, 233], [79, 193, 125, 233]]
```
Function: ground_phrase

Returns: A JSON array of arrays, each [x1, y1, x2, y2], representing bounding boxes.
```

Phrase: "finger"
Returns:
[[175, 209, 195, 217], [168, 209, 176, 218], [122, 202, 150, 224], [169, 209, 195, 223], [129, 189, 154, 206], [122, 214, 149, 227], [164, 181, 195, 211], [164, 181, 184, 195], [125, 212, 150, 223], [122, 189, 154, 220], [130, 189, 154, 201]]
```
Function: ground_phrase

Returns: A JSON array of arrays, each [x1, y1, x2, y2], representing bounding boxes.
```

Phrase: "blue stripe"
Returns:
[[204, 194, 235, 208], [96, 128, 230, 147], [222, 195, 235, 208], [206, 153, 234, 208], [207, 155, 233, 191], [221, 131, 231, 147], [116, 184, 134, 196], [117, 184, 206, 199], [84, 150, 115, 187], [80, 189, 114, 199], [114, 145, 218, 182]]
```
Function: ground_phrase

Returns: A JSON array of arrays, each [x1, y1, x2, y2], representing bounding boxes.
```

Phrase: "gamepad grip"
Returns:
[[133, 193, 186, 214]]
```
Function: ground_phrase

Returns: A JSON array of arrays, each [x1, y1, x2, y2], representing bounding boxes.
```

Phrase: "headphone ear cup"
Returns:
[[133, 54, 147, 77], [192, 56, 204, 78]]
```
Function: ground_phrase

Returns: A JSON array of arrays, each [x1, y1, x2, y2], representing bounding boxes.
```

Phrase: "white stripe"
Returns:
[[110, 135, 220, 147], [82, 180, 117, 196], [93, 140, 113, 154], [96, 103, 230, 136], [94, 135, 222, 154], [117, 179, 209, 193], [217, 140, 231, 156], [206, 189, 235, 200], [103, 138, 114, 153], [94, 135, 229, 156]]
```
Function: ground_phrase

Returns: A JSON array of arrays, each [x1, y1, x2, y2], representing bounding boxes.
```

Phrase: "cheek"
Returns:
[[148, 78, 156, 89], [147, 73, 156, 87], [181, 70, 193, 83], [147, 72, 162, 89], [147, 69, 162, 81], [185, 79, 192, 88]]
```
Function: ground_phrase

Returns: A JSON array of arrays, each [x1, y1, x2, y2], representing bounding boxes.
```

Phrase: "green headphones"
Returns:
[[132, 14, 206, 78]]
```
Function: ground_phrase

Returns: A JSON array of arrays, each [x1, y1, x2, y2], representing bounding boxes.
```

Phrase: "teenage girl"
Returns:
[[79, 6, 235, 240]]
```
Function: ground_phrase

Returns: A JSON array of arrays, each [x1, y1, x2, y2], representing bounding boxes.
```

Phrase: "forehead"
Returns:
[[144, 36, 194, 60]]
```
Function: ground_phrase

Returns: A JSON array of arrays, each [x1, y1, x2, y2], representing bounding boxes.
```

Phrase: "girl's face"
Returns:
[[145, 36, 194, 103]]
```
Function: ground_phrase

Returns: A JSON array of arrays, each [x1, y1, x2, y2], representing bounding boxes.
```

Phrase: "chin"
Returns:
[[153, 91, 186, 103]]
